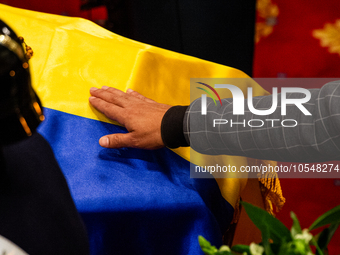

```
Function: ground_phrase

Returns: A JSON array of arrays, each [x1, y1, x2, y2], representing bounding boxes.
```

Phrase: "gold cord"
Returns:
[[18, 36, 34, 60]]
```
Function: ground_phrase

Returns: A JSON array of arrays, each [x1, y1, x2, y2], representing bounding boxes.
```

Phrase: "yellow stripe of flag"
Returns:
[[0, 4, 274, 207]]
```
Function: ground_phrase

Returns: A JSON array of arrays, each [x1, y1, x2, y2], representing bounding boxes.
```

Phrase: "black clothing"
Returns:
[[0, 132, 89, 255]]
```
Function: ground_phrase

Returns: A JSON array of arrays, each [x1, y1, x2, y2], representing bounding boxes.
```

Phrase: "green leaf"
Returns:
[[290, 211, 302, 238], [231, 244, 250, 254], [240, 201, 292, 244], [198, 236, 218, 255], [309, 205, 340, 230], [262, 224, 274, 255], [214, 251, 232, 255], [311, 236, 324, 255], [198, 235, 212, 248], [267, 242, 281, 255], [276, 239, 289, 255], [201, 247, 217, 255], [317, 223, 339, 253]]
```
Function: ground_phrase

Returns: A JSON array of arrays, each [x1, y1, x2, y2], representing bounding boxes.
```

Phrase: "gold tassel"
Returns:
[[257, 159, 286, 215]]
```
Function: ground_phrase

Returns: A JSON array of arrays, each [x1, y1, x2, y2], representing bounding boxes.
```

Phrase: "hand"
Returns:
[[89, 86, 171, 149]]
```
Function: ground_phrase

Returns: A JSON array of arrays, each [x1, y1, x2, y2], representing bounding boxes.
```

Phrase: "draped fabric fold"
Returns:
[[0, 4, 284, 254]]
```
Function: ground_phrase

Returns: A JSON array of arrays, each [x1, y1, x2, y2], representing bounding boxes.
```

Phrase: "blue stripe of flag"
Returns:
[[37, 107, 233, 255]]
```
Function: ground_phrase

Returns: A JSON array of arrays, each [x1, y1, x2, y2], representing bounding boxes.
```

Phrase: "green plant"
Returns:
[[199, 202, 340, 255]]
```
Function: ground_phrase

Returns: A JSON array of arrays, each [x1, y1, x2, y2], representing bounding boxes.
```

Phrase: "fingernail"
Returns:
[[89, 96, 96, 100], [102, 86, 109, 90], [126, 88, 134, 93], [99, 136, 109, 147], [90, 87, 98, 92]]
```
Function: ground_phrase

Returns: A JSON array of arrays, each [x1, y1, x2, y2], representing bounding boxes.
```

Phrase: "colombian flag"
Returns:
[[0, 4, 282, 254]]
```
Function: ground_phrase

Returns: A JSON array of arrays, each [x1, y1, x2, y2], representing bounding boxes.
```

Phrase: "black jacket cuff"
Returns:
[[161, 106, 189, 148]]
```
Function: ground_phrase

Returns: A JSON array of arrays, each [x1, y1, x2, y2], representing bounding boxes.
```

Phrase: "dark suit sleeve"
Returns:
[[0, 132, 89, 255], [178, 80, 340, 162]]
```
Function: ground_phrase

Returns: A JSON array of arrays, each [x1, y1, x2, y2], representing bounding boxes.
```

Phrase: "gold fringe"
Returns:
[[231, 158, 285, 223], [257, 159, 286, 215]]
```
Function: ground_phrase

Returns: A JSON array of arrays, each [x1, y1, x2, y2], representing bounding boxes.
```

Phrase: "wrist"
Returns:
[[161, 106, 189, 148]]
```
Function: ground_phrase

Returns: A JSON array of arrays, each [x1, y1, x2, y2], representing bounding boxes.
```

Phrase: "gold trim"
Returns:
[[32, 101, 45, 121], [18, 114, 32, 136]]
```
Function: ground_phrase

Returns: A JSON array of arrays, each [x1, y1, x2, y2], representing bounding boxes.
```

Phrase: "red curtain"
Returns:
[[254, 1, 340, 253]]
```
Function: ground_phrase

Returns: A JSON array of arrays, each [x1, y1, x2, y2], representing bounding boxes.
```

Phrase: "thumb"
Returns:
[[99, 133, 134, 148]]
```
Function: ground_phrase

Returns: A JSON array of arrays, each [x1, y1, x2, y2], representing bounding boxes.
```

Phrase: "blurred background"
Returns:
[[1, 0, 339, 253]]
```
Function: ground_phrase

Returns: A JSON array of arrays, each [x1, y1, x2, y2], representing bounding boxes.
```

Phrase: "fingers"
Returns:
[[89, 96, 125, 124], [89, 86, 168, 149], [126, 88, 157, 104], [99, 133, 136, 149], [90, 87, 157, 107], [90, 86, 131, 107]]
